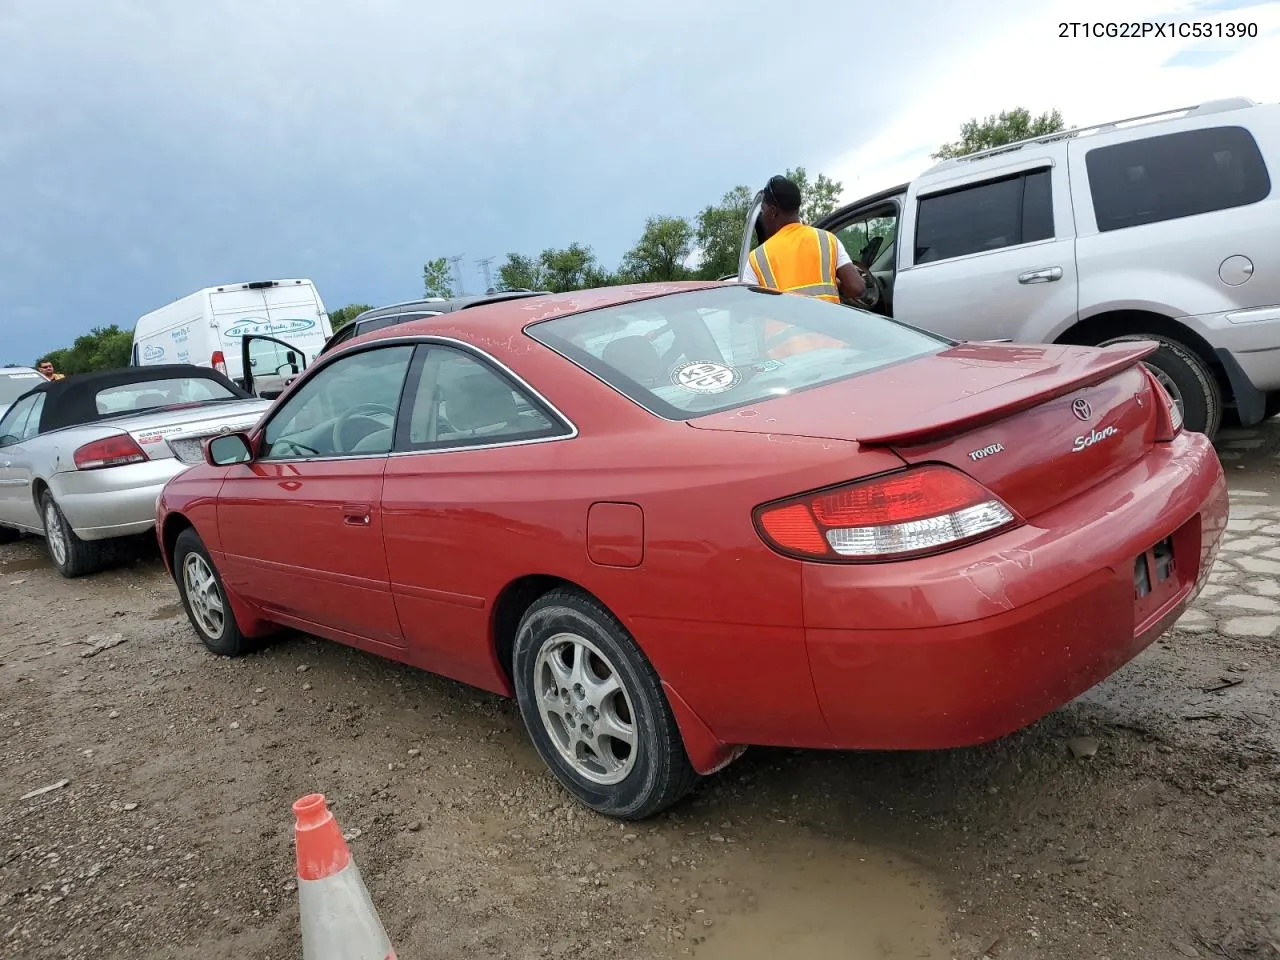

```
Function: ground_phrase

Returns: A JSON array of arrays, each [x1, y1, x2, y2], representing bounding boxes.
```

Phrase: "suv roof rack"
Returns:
[[923, 97, 1258, 173]]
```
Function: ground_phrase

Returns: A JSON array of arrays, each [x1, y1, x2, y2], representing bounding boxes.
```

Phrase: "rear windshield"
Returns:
[[94, 376, 238, 415], [0, 371, 44, 404], [525, 285, 949, 419]]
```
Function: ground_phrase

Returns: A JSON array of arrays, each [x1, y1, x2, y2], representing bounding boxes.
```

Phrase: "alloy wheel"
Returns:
[[533, 632, 638, 786], [44, 501, 67, 567], [183, 553, 225, 639]]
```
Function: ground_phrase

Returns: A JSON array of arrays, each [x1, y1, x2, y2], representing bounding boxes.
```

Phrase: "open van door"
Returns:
[[241, 334, 307, 399], [736, 191, 766, 282]]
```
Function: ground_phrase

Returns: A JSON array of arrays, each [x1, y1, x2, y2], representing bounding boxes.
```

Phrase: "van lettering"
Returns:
[[1072, 425, 1119, 452]]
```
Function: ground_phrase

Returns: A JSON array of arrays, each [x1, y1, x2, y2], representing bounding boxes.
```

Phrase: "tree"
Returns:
[[2, 363, 18, 368], [497, 253, 544, 292], [329, 304, 373, 330], [693, 185, 753, 280], [784, 166, 844, 224], [40, 325, 133, 375], [932, 107, 1067, 160], [535, 244, 602, 293], [619, 216, 694, 283], [422, 257, 454, 298]]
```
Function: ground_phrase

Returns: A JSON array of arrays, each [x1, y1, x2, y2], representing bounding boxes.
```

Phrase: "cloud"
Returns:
[[826, 0, 1280, 201], [1, 0, 1273, 363]]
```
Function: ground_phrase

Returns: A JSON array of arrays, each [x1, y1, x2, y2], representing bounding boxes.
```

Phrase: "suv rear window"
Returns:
[[525, 285, 948, 420], [1085, 125, 1271, 231]]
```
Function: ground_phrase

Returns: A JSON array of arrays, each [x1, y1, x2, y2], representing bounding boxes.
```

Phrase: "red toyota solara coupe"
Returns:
[[156, 281, 1227, 819]]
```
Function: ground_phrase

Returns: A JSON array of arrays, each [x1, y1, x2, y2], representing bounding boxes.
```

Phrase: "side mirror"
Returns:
[[206, 432, 253, 466]]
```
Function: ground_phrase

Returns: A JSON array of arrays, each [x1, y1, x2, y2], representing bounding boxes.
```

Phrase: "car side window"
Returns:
[[259, 345, 415, 460], [402, 347, 569, 451], [1085, 125, 1271, 232], [914, 168, 1054, 265], [0, 394, 43, 446]]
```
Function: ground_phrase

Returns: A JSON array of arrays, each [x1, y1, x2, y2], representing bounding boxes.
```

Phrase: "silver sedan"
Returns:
[[0, 364, 270, 577]]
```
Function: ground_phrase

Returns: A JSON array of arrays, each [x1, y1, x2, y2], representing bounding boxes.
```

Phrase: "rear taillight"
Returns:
[[212, 351, 228, 376], [73, 435, 149, 470], [754, 464, 1019, 562], [1142, 366, 1183, 441]]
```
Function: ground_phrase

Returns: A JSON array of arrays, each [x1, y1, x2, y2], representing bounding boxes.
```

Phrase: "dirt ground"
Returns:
[[3, 432, 1280, 960]]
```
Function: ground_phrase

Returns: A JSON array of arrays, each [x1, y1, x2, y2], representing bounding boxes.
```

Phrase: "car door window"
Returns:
[[914, 168, 1054, 265], [402, 347, 569, 451], [836, 213, 898, 268], [260, 345, 415, 460], [0, 396, 34, 446], [0, 393, 43, 446]]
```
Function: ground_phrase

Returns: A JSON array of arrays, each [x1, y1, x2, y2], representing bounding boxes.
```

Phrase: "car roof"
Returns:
[[2, 366, 42, 375], [353, 290, 550, 323], [354, 281, 724, 348], [17, 363, 250, 433]]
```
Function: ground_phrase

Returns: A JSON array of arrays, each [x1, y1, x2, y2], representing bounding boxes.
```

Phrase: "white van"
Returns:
[[132, 279, 333, 397]]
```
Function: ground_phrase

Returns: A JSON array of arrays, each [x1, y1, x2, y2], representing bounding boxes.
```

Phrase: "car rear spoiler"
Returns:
[[856, 341, 1158, 446]]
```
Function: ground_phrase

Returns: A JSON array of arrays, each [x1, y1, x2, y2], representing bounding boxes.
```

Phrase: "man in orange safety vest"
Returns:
[[737, 175, 866, 358], [739, 174, 866, 304]]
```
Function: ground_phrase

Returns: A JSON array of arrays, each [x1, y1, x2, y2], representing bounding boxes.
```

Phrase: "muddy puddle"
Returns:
[[148, 602, 184, 620], [0, 553, 51, 574], [689, 833, 952, 959]]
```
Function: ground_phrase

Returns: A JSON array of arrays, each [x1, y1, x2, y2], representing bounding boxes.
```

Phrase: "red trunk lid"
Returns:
[[687, 341, 1162, 520]]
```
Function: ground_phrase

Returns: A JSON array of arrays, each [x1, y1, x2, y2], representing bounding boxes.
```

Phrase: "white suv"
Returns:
[[738, 97, 1280, 438]]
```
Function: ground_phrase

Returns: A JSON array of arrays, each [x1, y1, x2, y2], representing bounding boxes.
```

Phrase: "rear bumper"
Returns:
[[802, 431, 1227, 749], [1183, 305, 1280, 394], [49, 458, 189, 541]]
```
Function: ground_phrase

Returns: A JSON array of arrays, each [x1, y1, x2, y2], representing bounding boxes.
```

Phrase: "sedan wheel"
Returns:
[[40, 492, 108, 579], [44, 499, 67, 567], [173, 527, 248, 656], [534, 633, 638, 786], [513, 589, 698, 820], [183, 552, 226, 640]]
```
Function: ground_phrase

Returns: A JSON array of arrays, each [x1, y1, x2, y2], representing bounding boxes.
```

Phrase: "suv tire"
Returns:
[[1099, 334, 1221, 438]]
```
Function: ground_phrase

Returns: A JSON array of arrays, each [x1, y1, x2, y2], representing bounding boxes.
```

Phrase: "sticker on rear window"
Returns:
[[671, 361, 740, 394]]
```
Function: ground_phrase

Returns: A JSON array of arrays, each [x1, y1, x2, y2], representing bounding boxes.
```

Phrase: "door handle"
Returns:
[[342, 503, 372, 526], [1018, 266, 1063, 284]]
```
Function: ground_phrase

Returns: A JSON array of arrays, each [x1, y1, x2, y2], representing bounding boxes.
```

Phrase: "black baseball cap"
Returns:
[[763, 175, 802, 214]]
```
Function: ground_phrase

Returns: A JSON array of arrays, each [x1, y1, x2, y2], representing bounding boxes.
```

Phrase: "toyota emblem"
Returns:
[[1071, 398, 1092, 421]]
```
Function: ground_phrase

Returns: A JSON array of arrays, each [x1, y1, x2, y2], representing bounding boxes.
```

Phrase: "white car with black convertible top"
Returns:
[[0, 364, 270, 577]]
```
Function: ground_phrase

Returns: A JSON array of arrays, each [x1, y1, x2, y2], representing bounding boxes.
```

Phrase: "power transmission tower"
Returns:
[[446, 255, 466, 297], [476, 256, 496, 294]]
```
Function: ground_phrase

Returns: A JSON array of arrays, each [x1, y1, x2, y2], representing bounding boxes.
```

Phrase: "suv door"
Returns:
[[241, 334, 308, 398], [890, 151, 1079, 343]]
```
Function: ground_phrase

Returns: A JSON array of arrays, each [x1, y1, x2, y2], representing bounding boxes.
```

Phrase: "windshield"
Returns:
[[0, 371, 44, 404], [525, 285, 949, 420], [94, 376, 238, 415]]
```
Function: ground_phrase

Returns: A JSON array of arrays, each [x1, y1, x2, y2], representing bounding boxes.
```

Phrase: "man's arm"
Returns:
[[833, 242, 866, 302]]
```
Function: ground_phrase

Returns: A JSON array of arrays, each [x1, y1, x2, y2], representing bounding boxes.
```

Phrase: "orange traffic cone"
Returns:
[[293, 793, 398, 960]]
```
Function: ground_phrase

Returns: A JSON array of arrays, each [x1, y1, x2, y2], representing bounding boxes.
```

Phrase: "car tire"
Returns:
[[40, 492, 109, 578], [173, 527, 248, 657], [1098, 333, 1221, 438], [512, 589, 698, 820]]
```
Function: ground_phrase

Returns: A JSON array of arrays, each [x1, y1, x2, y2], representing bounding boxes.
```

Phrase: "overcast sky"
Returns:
[[1, 0, 1277, 363]]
